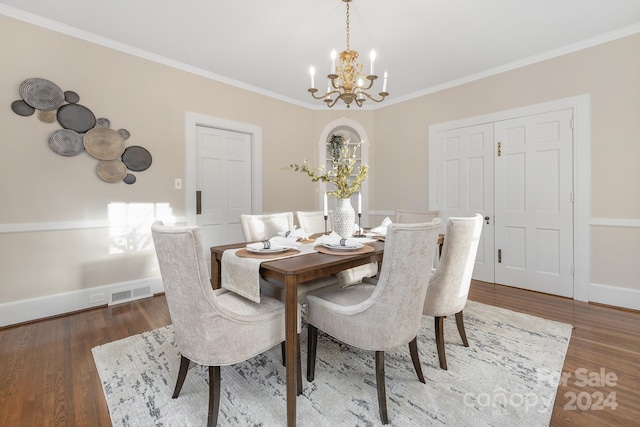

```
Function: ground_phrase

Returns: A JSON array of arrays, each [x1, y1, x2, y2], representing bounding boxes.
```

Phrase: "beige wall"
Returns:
[[1, 14, 639, 311], [372, 33, 640, 291]]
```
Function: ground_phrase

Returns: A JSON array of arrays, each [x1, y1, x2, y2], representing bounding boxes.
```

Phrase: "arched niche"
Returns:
[[317, 117, 370, 226]]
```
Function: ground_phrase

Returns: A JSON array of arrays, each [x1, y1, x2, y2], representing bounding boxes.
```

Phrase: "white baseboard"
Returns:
[[589, 282, 640, 312], [0, 277, 164, 328]]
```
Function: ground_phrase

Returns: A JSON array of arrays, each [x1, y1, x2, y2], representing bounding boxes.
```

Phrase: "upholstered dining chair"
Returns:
[[295, 209, 333, 234], [151, 221, 301, 427], [306, 220, 442, 424], [395, 209, 442, 265], [394, 209, 440, 224], [423, 214, 483, 370], [240, 212, 339, 302], [296, 210, 378, 287], [240, 212, 295, 242]]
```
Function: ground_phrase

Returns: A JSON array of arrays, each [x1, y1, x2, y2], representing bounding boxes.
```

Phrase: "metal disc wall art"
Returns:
[[11, 77, 153, 184], [19, 78, 65, 111], [48, 129, 85, 156], [83, 128, 125, 160]]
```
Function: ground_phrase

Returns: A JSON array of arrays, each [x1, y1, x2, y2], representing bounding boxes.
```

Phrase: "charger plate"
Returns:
[[235, 248, 300, 259], [316, 244, 375, 256]]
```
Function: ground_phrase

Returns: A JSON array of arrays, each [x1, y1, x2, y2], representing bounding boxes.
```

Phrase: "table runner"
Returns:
[[221, 242, 316, 302]]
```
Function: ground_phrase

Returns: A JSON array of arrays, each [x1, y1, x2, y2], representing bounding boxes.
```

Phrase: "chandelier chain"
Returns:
[[345, 2, 350, 51]]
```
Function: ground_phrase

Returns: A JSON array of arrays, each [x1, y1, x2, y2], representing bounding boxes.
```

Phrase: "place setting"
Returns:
[[314, 231, 375, 255]]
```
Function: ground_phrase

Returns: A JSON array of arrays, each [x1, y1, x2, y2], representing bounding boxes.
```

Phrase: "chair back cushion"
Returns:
[[240, 212, 294, 241], [295, 210, 333, 234], [423, 214, 483, 316], [395, 209, 440, 224]]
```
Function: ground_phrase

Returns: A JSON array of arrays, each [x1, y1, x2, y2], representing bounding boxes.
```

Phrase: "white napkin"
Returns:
[[313, 231, 361, 248], [277, 227, 310, 241], [246, 236, 300, 251], [369, 217, 392, 236]]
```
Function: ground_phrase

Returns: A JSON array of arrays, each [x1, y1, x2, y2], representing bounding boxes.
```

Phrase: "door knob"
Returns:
[[484, 216, 490, 225]]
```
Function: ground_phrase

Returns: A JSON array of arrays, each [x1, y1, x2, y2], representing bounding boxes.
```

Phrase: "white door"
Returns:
[[494, 109, 574, 297], [196, 126, 252, 260], [435, 123, 495, 282]]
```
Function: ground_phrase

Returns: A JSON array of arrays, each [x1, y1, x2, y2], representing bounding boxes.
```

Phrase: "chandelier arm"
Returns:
[[308, 88, 341, 100], [359, 91, 388, 103]]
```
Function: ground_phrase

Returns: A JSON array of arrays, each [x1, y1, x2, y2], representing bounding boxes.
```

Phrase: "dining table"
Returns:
[[210, 238, 385, 427]]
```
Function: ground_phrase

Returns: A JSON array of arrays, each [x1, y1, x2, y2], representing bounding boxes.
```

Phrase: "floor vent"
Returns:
[[109, 285, 152, 305]]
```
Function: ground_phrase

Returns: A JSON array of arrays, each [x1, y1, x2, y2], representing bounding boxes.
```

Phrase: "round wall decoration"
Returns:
[[64, 91, 80, 104], [19, 78, 65, 111], [123, 174, 137, 184], [117, 129, 130, 140], [57, 104, 96, 133], [48, 129, 85, 156], [96, 159, 127, 183], [38, 110, 57, 124], [122, 146, 152, 171], [84, 127, 125, 160], [11, 77, 152, 184], [96, 118, 111, 128], [11, 100, 35, 116]]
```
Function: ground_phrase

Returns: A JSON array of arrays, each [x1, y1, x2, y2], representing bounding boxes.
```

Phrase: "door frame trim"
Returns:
[[428, 94, 591, 302], [184, 111, 263, 227]]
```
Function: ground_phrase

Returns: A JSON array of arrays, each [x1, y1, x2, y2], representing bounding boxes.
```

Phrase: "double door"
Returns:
[[433, 109, 574, 297]]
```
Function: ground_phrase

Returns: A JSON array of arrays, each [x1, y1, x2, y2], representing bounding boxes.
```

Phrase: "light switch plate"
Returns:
[[175, 178, 182, 190]]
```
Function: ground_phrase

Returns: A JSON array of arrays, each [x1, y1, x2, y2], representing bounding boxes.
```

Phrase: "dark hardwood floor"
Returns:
[[0, 281, 638, 426]]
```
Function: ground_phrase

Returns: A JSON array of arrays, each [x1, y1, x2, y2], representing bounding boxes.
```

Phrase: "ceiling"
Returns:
[[2, 0, 640, 109]]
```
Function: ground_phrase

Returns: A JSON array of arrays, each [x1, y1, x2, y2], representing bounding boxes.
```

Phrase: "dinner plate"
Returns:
[[322, 242, 364, 251], [246, 245, 290, 254]]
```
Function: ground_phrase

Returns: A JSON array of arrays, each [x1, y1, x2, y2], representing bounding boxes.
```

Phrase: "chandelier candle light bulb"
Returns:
[[310, 67, 315, 89], [370, 50, 375, 75]]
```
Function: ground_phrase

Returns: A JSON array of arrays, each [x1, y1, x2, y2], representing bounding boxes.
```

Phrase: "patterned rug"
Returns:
[[92, 300, 572, 426]]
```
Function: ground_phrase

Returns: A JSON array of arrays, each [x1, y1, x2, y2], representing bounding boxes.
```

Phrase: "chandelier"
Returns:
[[308, 0, 388, 108]]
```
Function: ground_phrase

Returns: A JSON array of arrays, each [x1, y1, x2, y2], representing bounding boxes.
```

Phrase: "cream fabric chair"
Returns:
[[240, 212, 339, 302], [395, 209, 442, 265], [306, 220, 442, 424], [151, 221, 301, 427], [423, 214, 483, 370], [296, 210, 378, 287], [240, 212, 295, 242], [394, 209, 440, 224], [295, 209, 333, 234]]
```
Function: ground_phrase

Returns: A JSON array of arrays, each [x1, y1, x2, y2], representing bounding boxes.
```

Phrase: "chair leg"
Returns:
[[172, 354, 191, 398], [297, 334, 303, 396], [434, 316, 448, 370], [455, 310, 470, 347], [207, 366, 221, 427], [375, 351, 389, 425], [281, 341, 286, 367], [408, 337, 425, 383], [307, 324, 318, 382]]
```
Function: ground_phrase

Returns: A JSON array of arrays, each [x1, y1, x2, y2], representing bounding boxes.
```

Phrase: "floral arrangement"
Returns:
[[284, 133, 368, 199]]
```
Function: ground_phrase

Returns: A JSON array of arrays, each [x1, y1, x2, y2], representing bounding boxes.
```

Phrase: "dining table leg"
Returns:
[[284, 273, 298, 427]]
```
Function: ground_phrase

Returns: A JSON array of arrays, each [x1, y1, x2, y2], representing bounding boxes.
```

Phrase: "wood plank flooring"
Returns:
[[1, 281, 638, 426]]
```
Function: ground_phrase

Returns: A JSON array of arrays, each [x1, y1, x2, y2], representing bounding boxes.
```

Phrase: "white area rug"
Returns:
[[92, 301, 572, 426]]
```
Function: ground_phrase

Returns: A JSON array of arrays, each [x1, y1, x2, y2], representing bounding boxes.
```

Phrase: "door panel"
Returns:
[[196, 126, 252, 267], [436, 123, 495, 282], [494, 109, 573, 297]]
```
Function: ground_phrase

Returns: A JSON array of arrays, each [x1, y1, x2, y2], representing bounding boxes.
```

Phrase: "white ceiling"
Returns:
[[2, 0, 640, 109]]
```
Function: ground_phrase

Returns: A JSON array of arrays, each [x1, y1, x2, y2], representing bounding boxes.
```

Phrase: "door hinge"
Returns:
[[570, 192, 575, 203], [196, 191, 202, 215], [571, 265, 575, 276], [497, 141, 502, 157], [498, 249, 502, 263], [570, 118, 574, 129]]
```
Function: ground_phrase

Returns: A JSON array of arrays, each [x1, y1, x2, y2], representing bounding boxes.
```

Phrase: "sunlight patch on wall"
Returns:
[[108, 202, 176, 254]]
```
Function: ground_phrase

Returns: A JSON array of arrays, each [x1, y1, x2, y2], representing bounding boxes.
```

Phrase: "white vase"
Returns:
[[333, 197, 355, 238]]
